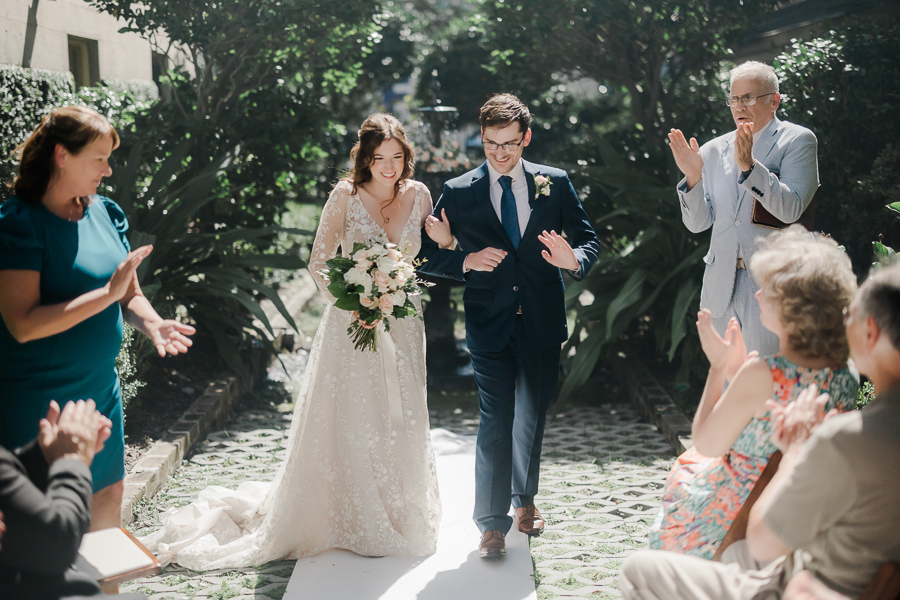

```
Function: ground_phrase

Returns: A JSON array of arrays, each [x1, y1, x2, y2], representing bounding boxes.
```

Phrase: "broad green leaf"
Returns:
[[668, 280, 699, 361], [556, 327, 607, 404], [605, 269, 646, 339]]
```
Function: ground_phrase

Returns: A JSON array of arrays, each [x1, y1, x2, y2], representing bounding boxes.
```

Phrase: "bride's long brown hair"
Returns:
[[346, 113, 415, 217]]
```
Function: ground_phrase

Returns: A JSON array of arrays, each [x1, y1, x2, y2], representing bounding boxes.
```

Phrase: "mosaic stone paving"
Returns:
[[532, 405, 674, 599], [123, 356, 674, 599]]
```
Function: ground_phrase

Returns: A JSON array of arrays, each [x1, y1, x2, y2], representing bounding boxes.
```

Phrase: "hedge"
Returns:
[[0, 65, 157, 201]]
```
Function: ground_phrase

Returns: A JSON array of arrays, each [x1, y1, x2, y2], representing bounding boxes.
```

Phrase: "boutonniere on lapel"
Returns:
[[533, 174, 552, 200]]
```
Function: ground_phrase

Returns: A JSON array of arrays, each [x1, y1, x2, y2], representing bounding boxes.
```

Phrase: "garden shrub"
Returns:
[[0, 66, 157, 201], [774, 17, 900, 271], [0, 65, 76, 199]]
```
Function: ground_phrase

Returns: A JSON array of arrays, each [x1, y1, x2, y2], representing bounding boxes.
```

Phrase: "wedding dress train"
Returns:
[[142, 180, 441, 569]]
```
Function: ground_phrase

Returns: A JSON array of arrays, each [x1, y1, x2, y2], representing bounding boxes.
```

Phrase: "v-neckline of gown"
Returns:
[[353, 183, 418, 247]]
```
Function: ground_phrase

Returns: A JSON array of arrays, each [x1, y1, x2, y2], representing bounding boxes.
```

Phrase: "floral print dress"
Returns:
[[648, 355, 857, 559]]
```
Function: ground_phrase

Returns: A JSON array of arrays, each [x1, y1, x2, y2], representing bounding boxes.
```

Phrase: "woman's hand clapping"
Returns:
[[106, 245, 153, 302], [696, 311, 757, 381]]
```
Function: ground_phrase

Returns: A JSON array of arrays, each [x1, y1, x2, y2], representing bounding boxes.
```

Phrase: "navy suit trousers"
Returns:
[[469, 315, 561, 534]]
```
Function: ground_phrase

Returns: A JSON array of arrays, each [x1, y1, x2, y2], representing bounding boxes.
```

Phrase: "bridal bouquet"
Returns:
[[319, 241, 429, 352]]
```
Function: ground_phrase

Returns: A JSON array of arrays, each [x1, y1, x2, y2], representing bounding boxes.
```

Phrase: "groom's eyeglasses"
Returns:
[[482, 137, 525, 152]]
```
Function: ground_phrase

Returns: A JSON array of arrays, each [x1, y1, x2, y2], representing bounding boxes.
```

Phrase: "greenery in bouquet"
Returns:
[[320, 241, 431, 352]]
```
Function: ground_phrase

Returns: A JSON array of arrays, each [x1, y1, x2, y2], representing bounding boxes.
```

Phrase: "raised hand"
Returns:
[[538, 230, 579, 271], [696, 312, 757, 379], [424, 208, 454, 248], [735, 122, 755, 172], [767, 383, 831, 452], [723, 318, 757, 381], [147, 319, 196, 357], [696, 310, 730, 369], [465, 247, 507, 272], [38, 399, 112, 466], [107, 245, 153, 301], [667, 128, 703, 189]]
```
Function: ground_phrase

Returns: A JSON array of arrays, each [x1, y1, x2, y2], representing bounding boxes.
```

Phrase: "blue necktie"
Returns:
[[499, 175, 520, 250]]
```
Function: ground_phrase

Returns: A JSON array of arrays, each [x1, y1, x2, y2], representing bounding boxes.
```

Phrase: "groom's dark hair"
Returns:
[[480, 94, 531, 133]]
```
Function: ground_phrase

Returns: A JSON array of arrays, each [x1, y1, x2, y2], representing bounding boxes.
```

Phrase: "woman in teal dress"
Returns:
[[648, 226, 859, 559], [0, 106, 195, 529]]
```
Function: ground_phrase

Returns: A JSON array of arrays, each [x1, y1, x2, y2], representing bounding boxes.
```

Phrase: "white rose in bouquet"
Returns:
[[345, 267, 373, 291], [377, 255, 398, 274], [397, 262, 415, 281], [390, 289, 407, 306]]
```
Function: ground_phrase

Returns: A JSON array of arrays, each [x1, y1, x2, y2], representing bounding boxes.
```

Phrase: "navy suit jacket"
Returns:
[[418, 160, 599, 352]]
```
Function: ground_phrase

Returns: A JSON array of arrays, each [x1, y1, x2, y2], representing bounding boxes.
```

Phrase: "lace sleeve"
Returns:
[[417, 181, 434, 228], [309, 183, 349, 294], [417, 181, 459, 251]]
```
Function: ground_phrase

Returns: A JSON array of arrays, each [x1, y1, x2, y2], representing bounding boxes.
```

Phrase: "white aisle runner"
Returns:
[[283, 429, 537, 600]]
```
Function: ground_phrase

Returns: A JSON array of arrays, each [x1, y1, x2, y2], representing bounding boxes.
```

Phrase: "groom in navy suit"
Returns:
[[418, 94, 600, 557]]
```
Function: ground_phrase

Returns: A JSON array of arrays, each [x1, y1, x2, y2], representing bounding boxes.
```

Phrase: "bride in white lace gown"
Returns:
[[142, 114, 441, 570]]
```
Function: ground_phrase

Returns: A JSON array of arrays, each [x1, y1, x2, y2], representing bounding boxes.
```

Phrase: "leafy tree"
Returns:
[[465, 0, 776, 158], [88, 0, 384, 222], [80, 0, 388, 374], [774, 18, 900, 270]]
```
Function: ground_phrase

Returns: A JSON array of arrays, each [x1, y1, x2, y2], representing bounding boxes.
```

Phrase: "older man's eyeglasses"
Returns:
[[482, 137, 525, 152], [725, 92, 776, 108]]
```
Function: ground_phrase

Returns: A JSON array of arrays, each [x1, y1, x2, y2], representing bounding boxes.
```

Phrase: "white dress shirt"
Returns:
[[487, 159, 531, 237]]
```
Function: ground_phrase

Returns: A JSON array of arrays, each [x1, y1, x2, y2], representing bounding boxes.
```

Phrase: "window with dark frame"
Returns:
[[67, 35, 99, 89]]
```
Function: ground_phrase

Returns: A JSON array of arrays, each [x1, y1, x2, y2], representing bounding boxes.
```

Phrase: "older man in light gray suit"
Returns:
[[668, 61, 819, 356]]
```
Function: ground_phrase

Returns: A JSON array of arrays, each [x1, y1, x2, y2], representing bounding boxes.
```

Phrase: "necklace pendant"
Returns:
[[384, 217, 391, 224]]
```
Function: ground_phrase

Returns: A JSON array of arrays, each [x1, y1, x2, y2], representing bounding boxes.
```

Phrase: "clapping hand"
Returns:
[[667, 128, 703, 189], [37, 400, 112, 466], [538, 230, 579, 271], [147, 319, 196, 357], [696, 311, 757, 380], [424, 208, 454, 249], [767, 383, 834, 452], [735, 122, 755, 172], [106, 245, 153, 301]]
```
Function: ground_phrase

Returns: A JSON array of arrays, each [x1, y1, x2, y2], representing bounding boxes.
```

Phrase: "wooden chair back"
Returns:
[[859, 562, 900, 600]]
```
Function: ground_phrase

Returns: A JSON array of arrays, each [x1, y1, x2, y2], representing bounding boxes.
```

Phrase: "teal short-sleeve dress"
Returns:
[[0, 195, 131, 491]]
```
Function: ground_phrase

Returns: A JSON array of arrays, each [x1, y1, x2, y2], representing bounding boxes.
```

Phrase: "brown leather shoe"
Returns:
[[478, 529, 506, 558], [516, 504, 545, 536]]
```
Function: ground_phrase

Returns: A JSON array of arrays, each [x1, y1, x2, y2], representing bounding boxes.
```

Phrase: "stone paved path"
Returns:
[[123, 353, 674, 600]]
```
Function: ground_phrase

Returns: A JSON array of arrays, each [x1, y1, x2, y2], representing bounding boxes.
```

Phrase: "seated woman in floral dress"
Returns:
[[649, 225, 859, 559]]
